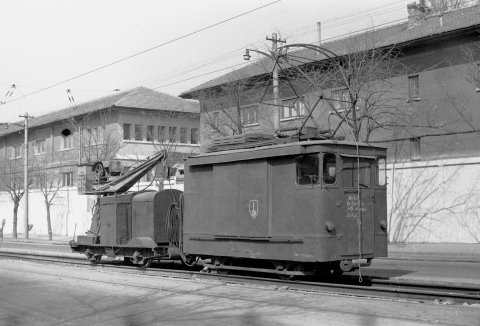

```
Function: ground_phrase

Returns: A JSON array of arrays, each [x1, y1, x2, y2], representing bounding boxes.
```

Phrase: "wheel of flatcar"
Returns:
[[90, 254, 102, 265]]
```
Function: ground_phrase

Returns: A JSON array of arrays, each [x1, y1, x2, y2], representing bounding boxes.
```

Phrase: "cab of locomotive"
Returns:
[[295, 146, 388, 267]]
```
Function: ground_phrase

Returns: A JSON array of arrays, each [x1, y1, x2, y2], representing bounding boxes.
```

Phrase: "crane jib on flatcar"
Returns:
[[70, 134, 388, 277]]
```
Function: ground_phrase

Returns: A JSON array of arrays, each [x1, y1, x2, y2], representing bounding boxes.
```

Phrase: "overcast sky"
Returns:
[[0, 0, 410, 123]]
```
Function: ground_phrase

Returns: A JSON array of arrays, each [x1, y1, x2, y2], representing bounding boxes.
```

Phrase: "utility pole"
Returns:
[[19, 113, 33, 240], [266, 33, 286, 131]]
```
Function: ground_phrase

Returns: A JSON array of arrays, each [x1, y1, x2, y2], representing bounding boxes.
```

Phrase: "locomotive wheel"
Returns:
[[180, 254, 199, 267], [277, 262, 304, 280], [216, 258, 232, 275], [137, 258, 152, 268]]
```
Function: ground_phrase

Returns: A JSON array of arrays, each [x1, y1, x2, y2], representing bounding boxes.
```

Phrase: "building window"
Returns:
[[408, 75, 420, 101], [34, 139, 46, 155], [61, 135, 73, 149], [134, 124, 143, 141], [410, 137, 421, 160], [191, 128, 198, 144], [180, 128, 187, 143], [331, 89, 350, 113], [158, 126, 166, 142], [123, 123, 131, 140], [62, 172, 74, 187], [296, 154, 319, 185], [169, 127, 177, 143], [11, 144, 22, 159], [147, 125, 154, 142], [240, 105, 258, 126], [281, 98, 305, 120]]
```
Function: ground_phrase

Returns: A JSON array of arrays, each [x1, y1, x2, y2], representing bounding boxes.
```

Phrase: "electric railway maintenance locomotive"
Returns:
[[70, 134, 388, 278]]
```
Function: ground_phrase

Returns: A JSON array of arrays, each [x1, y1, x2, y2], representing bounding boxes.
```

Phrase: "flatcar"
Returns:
[[71, 137, 388, 278]]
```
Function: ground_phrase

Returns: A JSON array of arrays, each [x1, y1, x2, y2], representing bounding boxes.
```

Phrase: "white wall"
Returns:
[[387, 156, 480, 243], [0, 188, 95, 238]]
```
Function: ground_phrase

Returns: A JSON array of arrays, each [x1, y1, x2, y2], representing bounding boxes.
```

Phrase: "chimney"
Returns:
[[407, 1, 430, 29]]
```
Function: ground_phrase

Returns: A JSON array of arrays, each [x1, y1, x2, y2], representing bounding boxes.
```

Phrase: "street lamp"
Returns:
[[1, 114, 34, 239]]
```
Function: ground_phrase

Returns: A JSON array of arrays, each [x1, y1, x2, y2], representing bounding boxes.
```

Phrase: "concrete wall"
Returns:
[[0, 188, 94, 237], [387, 157, 480, 243]]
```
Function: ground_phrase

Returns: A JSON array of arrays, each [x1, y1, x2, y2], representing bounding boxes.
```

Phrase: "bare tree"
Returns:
[[427, 0, 475, 14], [32, 147, 64, 241], [0, 157, 32, 238], [66, 108, 124, 165], [198, 72, 272, 138], [145, 110, 199, 189], [276, 35, 413, 143]]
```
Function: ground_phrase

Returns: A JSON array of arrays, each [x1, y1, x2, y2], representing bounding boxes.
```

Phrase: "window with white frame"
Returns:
[[147, 125, 154, 142], [190, 128, 198, 144], [240, 105, 259, 126], [169, 126, 177, 143], [330, 89, 350, 114], [158, 126, 166, 142], [34, 139, 46, 155], [61, 172, 74, 187], [10, 144, 22, 159], [134, 124, 143, 141], [408, 75, 420, 101], [410, 137, 421, 160], [123, 123, 131, 140], [61, 134, 73, 149], [180, 128, 187, 143], [281, 98, 305, 120]]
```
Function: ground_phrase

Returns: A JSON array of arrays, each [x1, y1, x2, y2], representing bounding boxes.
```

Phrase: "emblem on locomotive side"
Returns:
[[249, 200, 258, 219]]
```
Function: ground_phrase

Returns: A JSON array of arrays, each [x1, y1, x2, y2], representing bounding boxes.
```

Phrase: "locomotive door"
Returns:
[[340, 156, 375, 256]]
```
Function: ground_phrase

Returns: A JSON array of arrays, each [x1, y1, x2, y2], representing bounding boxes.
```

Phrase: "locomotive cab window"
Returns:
[[296, 154, 319, 185], [342, 156, 373, 188], [323, 153, 337, 184], [377, 157, 387, 186]]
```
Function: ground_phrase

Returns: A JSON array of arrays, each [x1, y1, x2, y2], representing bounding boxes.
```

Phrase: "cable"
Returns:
[[2, 0, 281, 106]]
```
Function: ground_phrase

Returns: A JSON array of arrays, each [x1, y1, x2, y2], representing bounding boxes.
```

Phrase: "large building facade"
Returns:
[[0, 87, 200, 237], [181, 3, 480, 243]]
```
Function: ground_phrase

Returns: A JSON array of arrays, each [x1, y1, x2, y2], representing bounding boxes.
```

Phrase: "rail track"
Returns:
[[1, 251, 479, 305]]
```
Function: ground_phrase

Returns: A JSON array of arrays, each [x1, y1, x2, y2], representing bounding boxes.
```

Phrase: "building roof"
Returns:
[[180, 4, 480, 98], [0, 87, 199, 137]]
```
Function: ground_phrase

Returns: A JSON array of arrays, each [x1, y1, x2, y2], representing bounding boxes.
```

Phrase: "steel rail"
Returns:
[[1, 251, 479, 305]]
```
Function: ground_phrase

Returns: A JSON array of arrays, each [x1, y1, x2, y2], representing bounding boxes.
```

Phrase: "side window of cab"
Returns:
[[323, 153, 337, 184], [296, 154, 319, 185]]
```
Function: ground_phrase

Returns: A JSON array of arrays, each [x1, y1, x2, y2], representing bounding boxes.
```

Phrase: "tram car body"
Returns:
[[183, 140, 388, 275], [71, 138, 388, 276]]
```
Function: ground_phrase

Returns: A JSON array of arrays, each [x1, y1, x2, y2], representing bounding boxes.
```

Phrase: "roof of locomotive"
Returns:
[[187, 140, 386, 166]]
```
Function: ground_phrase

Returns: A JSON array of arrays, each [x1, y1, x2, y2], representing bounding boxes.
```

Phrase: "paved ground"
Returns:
[[1, 258, 479, 326]]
